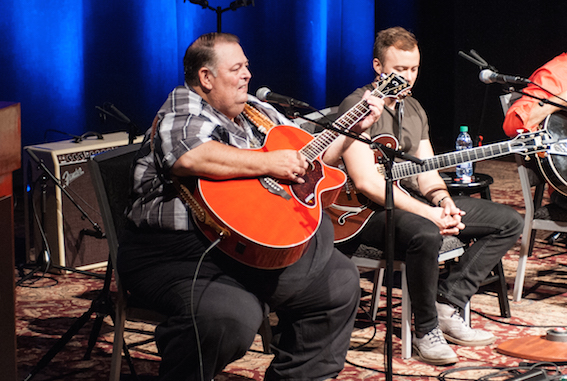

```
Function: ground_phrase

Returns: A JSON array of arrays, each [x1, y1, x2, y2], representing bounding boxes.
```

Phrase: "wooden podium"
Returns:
[[0, 102, 21, 381]]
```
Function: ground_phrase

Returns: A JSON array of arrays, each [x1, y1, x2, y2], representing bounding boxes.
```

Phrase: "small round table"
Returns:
[[441, 172, 494, 200]]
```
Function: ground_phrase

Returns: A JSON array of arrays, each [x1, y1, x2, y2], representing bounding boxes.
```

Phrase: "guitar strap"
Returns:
[[395, 100, 404, 148], [242, 102, 277, 133]]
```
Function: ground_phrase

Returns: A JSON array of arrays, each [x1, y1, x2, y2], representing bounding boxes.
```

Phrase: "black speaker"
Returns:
[[24, 132, 142, 271]]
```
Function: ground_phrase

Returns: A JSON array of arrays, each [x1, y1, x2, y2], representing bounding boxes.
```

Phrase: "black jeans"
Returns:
[[337, 196, 523, 334], [117, 214, 361, 381]]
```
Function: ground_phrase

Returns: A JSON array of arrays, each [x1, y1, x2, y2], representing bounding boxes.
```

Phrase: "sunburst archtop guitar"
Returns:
[[535, 111, 567, 196], [329, 129, 561, 243]]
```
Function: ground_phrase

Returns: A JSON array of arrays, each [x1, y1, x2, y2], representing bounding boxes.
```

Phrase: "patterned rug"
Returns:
[[15, 159, 567, 380]]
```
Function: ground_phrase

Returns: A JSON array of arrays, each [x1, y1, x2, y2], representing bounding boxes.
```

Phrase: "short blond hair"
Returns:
[[373, 27, 418, 64]]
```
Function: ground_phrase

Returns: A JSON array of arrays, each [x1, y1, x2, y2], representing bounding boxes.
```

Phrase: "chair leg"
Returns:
[[110, 306, 127, 381], [400, 263, 412, 359], [513, 227, 533, 302], [494, 261, 511, 318], [371, 267, 385, 321], [462, 301, 471, 326]]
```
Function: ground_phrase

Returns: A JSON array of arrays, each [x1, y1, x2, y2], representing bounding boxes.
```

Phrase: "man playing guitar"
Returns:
[[503, 52, 567, 137], [117, 32, 384, 381], [334, 27, 523, 365], [503, 52, 567, 206]]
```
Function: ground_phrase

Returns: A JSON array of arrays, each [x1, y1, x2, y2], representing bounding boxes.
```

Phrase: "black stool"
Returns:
[[442, 171, 512, 319]]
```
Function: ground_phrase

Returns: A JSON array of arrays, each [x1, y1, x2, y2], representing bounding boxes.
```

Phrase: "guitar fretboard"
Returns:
[[390, 141, 514, 180]]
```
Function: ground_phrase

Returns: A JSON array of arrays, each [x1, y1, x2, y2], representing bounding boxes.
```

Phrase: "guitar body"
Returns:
[[328, 134, 398, 242], [327, 191, 376, 243], [195, 125, 346, 269], [536, 111, 567, 196]]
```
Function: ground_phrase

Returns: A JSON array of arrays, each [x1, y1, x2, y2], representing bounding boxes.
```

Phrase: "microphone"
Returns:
[[479, 69, 530, 85], [256, 87, 311, 108], [109, 104, 132, 124]]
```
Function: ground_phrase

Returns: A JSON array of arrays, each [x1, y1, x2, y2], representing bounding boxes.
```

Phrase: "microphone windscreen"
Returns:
[[256, 87, 271, 101], [478, 69, 494, 84]]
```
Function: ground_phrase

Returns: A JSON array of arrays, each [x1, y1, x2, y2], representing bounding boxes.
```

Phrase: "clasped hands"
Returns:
[[435, 201, 466, 236]]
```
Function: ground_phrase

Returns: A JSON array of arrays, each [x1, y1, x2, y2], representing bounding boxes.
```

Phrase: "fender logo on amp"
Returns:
[[61, 167, 85, 188]]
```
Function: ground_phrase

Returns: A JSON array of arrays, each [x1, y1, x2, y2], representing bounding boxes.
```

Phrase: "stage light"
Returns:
[[229, 0, 254, 11], [185, 0, 209, 9]]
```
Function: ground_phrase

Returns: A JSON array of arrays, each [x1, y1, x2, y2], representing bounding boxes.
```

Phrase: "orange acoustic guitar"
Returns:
[[191, 73, 411, 269], [329, 129, 560, 243]]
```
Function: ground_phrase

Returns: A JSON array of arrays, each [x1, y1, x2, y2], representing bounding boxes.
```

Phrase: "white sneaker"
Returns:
[[436, 302, 496, 346], [412, 326, 458, 365]]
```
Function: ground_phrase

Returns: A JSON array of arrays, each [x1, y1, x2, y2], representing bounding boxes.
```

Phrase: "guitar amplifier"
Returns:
[[24, 132, 143, 271]]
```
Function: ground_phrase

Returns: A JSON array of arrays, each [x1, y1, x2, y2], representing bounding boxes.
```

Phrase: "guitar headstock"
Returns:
[[373, 73, 412, 100]]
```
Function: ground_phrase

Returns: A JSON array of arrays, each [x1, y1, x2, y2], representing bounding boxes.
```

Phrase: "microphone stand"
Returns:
[[21, 148, 119, 381], [308, 115, 423, 381], [95, 104, 138, 144], [458, 49, 497, 146], [459, 49, 567, 113]]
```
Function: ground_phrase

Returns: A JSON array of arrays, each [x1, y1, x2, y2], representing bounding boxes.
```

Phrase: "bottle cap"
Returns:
[[460, 125, 469, 132]]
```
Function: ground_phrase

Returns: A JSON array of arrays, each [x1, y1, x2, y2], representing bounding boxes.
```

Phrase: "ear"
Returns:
[[198, 67, 214, 91], [372, 58, 382, 77]]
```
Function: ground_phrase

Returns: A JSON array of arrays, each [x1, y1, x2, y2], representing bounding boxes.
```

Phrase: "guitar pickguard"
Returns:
[[290, 161, 324, 207]]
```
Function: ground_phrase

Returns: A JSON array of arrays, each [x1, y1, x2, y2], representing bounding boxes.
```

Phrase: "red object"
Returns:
[[195, 125, 346, 269], [0, 102, 20, 381]]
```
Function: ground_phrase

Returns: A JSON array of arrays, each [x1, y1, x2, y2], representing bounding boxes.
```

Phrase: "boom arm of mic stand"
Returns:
[[509, 87, 567, 113], [458, 49, 497, 71]]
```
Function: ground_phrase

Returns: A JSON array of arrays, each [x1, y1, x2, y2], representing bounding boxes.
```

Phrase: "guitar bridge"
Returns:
[[259, 177, 292, 200]]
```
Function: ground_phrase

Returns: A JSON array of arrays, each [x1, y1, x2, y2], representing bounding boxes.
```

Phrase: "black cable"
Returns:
[[346, 289, 567, 380], [16, 176, 53, 287], [438, 362, 563, 381], [191, 237, 222, 381], [42, 129, 83, 143], [529, 82, 567, 105], [349, 303, 379, 351], [471, 307, 567, 330]]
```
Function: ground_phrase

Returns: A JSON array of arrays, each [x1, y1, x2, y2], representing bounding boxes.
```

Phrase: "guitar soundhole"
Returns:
[[235, 241, 246, 255]]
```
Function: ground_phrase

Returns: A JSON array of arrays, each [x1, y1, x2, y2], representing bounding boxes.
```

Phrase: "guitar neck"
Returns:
[[300, 74, 409, 163], [391, 141, 514, 180], [299, 92, 376, 162]]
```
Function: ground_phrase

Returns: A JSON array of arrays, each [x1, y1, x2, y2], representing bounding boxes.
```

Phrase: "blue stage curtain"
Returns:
[[0, 0, 375, 147]]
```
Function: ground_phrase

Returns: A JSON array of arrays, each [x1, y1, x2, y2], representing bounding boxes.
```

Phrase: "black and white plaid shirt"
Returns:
[[127, 84, 297, 231]]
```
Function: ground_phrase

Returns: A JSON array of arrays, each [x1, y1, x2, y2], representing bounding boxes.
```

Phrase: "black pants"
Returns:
[[117, 214, 360, 381], [337, 196, 523, 334]]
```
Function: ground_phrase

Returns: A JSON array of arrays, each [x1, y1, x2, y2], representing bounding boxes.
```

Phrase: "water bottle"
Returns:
[[455, 125, 473, 182]]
